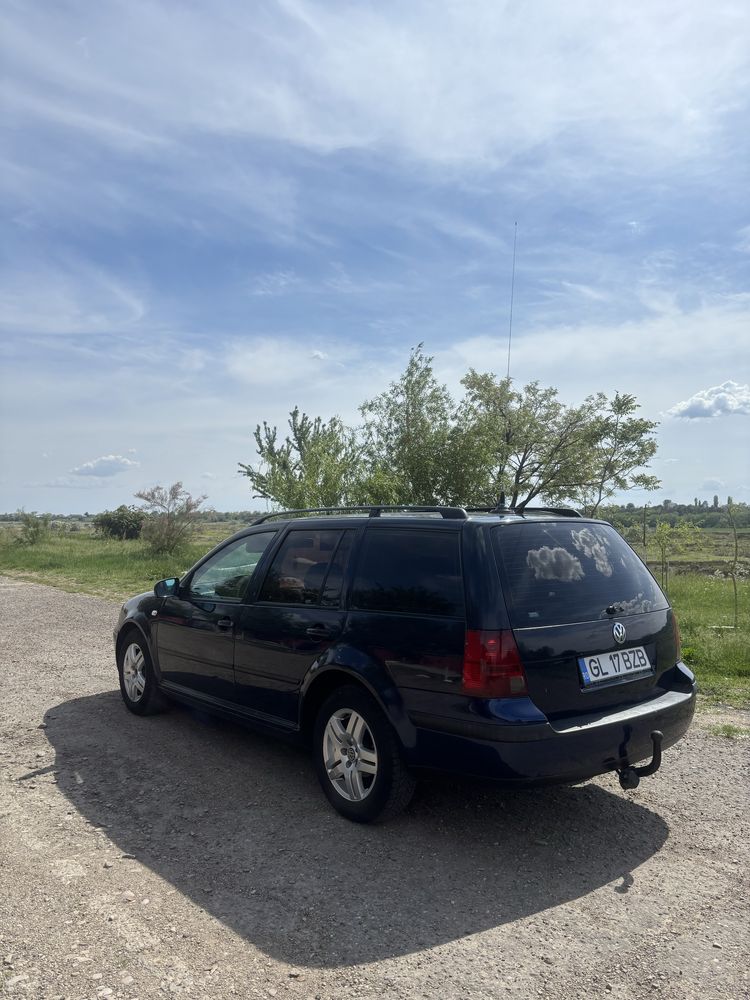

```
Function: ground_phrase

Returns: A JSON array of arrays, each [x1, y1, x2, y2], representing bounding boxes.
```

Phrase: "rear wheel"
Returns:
[[313, 684, 416, 823], [117, 633, 168, 716]]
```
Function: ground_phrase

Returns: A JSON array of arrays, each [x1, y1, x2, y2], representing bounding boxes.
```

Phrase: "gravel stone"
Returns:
[[0, 575, 748, 1000]]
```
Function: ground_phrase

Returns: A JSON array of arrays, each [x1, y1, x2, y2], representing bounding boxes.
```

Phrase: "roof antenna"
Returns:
[[506, 221, 517, 380]]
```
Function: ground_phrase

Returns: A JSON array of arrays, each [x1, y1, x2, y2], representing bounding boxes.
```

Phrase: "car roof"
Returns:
[[240, 505, 603, 532]]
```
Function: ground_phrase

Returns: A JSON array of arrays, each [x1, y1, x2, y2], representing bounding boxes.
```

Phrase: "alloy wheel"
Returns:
[[322, 708, 379, 801], [122, 642, 146, 702]]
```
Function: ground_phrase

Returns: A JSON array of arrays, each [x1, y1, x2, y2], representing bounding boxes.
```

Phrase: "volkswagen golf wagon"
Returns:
[[114, 505, 696, 822]]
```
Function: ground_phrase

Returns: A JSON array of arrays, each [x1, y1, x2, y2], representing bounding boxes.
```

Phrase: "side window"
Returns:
[[351, 529, 464, 617], [321, 530, 355, 607], [188, 532, 275, 601], [258, 529, 344, 605]]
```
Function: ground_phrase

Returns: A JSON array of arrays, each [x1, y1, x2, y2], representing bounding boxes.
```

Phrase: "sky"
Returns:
[[1, 0, 749, 514]]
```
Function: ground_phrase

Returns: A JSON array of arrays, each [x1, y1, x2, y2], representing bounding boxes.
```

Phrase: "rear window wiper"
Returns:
[[604, 603, 624, 615]]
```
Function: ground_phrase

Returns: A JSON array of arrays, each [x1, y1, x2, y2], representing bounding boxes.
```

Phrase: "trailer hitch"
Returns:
[[617, 730, 663, 790]]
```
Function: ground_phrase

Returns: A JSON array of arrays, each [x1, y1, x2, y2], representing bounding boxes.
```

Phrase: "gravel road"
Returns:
[[1, 576, 748, 1000]]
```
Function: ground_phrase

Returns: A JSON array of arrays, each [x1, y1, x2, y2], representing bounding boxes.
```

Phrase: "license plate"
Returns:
[[578, 645, 652, 687]]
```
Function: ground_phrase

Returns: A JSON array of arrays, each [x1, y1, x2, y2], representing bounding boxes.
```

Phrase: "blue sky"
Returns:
[[1, 0, 749, 513]]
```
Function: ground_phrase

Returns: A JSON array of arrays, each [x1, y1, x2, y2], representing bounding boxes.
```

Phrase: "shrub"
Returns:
[[15, 510, 51, 546], [135, 482, 208, 555], [93, 505, 145, 540]]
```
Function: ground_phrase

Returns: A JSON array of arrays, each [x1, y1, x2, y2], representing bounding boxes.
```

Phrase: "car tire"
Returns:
[[313, 684, 416, 823], [117, 632, 168, 716]]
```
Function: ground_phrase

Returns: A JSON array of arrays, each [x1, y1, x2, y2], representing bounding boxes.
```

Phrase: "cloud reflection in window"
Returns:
[[526, 546, 584, 581], [571, 527, 613, 577]]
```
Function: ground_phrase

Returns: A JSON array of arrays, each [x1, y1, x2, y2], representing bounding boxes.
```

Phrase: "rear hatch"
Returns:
[[492, 520, 678, 723]]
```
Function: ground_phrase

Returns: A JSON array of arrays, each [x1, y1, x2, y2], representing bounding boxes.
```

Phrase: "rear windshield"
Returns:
[[492, 521, 668, 628]]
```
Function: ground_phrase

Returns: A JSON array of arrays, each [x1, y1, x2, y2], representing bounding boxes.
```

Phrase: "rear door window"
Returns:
[[257, 528, 346, 605], [493, 522, 668, 628], [351, 528, 464, 617]]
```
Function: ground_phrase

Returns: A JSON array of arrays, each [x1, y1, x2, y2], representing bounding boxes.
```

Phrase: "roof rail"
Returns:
[[465, 505, 582, 518], [520, 506, 583, 518], [249, 505, 470, 525]]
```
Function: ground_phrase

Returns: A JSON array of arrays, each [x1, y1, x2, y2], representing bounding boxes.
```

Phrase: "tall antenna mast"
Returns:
[[506, 220, 518, 380]]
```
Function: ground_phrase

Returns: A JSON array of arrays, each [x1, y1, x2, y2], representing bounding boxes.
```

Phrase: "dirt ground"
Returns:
[[1, 576, 748, 1000]]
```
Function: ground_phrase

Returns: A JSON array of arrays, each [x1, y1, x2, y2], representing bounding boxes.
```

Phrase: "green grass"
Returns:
[[705, 722, 750, 739], [0, 525, 237, 601], [667, 573, 749, 708], [1, 524, 748, 708]]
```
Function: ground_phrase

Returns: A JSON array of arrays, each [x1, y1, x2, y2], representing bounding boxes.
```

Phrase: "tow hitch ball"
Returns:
[[617, 730, 663, 790]]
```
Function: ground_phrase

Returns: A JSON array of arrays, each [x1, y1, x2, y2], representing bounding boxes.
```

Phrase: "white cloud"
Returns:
[[71, 454, 139, 477], [668, 381, 750, 419], [438, 301, 750, 408], [251, 271, 300, 296], [3, 2, 748, 175], [736, 225, 750, 253], [179, 349, 210, 373], [26, 475, 114, 490], [225, 336, 364, 389], [701, 478, 725, 490], [0, 258, 147, 336]]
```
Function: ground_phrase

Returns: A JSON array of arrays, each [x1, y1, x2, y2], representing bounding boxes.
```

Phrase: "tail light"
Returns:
[[463, 629, 528, 698], [672, 611, 682, 661]]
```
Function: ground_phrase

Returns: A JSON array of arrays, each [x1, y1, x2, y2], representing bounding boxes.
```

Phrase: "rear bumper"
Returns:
[[404, 679, 697, 785]]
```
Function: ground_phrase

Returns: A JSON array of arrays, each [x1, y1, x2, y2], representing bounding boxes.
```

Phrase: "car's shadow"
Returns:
[[43, 692, 669, 968]]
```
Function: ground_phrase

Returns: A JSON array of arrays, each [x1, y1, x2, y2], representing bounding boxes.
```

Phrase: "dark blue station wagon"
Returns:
[[114, 506, 697, 822]]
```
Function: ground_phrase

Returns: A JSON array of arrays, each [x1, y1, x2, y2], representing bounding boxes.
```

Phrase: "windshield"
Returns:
[[492, 521, 668, 628]]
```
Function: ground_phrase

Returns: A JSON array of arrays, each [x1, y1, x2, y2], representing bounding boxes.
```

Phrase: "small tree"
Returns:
[[135, 483, 208, 554], [725, 499, 743, 629], [93, 505, 144, 540], [652, 521, 700, 593], [359, 344, 456, 504], [15, 509, 51, 546], [239, 407, 361, 509]]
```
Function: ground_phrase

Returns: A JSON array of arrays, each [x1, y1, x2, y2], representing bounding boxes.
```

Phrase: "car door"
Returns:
[[234, 527, 356, 724], [155, 531, 276, 703]]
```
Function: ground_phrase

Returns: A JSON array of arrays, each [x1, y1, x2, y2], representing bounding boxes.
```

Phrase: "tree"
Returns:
[[135, 482, 208, 554], [93, 505, 144, 540], [238, 407, 361, 509], [572, 393, 660, 515], [238, 346, 661, 512], [725, 499, 744, 630], [15, 509, 51, 546], [652, 521, 700, 593], [450, 373, 598, 508], [358, 344, 455, 504], [449, 377, 659, 513]]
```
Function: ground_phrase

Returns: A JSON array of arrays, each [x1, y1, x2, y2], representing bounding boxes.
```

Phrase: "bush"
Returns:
[[135, 482, 208, 555], [93, 505, 145, 540], [15, 510, 51, 546]]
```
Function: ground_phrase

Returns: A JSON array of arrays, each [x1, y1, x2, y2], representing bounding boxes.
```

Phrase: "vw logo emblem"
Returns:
[[613, 622, 626, 644]]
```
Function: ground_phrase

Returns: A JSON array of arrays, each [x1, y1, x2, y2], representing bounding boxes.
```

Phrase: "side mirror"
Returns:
[[154, 577, 180, 598]]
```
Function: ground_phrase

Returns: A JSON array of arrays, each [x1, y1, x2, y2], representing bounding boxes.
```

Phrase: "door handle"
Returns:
[[216, 617, 234, 632], [305, 623, 336, 639]]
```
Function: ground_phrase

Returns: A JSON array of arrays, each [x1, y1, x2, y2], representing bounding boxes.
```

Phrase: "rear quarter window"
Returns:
[[492, 521, 668, 628], [351, 528, 464, 618]]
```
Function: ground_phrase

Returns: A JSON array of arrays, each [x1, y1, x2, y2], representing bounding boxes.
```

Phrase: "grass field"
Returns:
[[1, 521, 747, 708]]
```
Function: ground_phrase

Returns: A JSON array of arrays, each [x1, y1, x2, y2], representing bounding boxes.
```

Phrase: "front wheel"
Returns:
[[117, 633, 168, 716], [313, 685, 416, 823]]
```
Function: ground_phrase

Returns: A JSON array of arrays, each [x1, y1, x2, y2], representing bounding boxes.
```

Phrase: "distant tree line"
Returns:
[[605, 500, 750, 531]]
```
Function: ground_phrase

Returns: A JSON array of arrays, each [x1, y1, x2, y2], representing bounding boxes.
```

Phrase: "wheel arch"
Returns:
[[300, 659, 417, 750], [115, 619, 153, 665]]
